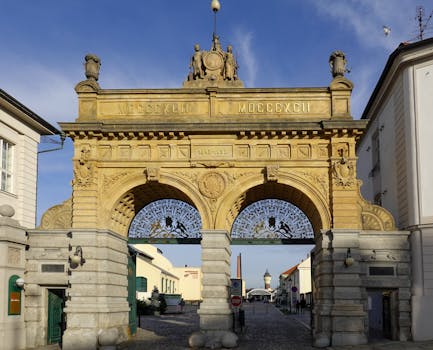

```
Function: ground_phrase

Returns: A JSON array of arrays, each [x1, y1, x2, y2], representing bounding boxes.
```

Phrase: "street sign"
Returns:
[[231, 295, 242, 307], [230, 279, 242, 296], [291, 286, 298, 293]]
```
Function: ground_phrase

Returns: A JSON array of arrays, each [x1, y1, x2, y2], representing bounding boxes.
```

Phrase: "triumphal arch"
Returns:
[[34, 36, 411, 349]]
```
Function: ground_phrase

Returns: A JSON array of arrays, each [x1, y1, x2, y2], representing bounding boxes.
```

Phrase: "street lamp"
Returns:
[[288, 278, 292, 313], [15, 277, 25, 288]]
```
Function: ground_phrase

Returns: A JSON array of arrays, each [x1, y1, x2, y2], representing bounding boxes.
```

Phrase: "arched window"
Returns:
[[8, 275, 22, 315]]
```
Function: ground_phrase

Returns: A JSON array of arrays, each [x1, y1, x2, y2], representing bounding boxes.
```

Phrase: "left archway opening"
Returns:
[[114, 183, 202, 243]]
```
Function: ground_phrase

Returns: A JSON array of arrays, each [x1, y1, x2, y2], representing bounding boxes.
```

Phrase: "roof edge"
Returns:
[[0, 89, 60, 135], [361, 37, 433, 120]]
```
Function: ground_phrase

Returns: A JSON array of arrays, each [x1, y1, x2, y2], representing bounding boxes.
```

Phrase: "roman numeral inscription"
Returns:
[[238, 101, 311, 114]]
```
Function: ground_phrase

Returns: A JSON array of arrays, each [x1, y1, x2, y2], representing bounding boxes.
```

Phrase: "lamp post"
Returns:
[[288, 278, 292, 313]]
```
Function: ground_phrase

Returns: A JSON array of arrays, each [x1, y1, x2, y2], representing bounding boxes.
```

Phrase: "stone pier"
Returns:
[[196, 229, 237, 347]]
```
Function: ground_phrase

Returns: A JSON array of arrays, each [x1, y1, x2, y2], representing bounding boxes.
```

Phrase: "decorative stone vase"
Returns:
[[85, 54, 101, 81]]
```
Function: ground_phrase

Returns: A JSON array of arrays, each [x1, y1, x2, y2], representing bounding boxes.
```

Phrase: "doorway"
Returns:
[[367, 289, 398, 341], [47, 289, 65, 345]]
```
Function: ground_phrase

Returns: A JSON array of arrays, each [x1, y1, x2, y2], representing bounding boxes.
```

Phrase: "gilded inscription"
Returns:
[[238, 101, 311, 114], [118, 102, 194, 116], [192, 145, 232, 159]]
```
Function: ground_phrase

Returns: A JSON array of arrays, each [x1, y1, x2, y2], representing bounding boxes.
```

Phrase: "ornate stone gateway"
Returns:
[[37, 29, 412, 350]]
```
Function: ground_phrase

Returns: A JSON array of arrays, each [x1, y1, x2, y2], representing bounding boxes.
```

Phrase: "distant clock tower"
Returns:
[[264, 269, 272, 290]]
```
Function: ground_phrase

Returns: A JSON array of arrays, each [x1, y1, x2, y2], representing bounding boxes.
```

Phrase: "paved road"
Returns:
[[120, 303, 314, 350], [119, 303, 433, 350], [29, 303, 433, 349]]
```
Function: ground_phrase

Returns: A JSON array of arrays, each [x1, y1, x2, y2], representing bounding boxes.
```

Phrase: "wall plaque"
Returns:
[[41, 264, 65, 273]]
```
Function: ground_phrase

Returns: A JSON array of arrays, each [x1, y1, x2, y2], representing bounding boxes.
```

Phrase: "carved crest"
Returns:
[[198, 172, 226, 199], [73, 145, 95, 188], [332, 159, 355, 187]]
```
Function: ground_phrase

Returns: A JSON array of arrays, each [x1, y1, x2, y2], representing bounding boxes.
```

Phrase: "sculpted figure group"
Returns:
[[189, 35, 239, 82]]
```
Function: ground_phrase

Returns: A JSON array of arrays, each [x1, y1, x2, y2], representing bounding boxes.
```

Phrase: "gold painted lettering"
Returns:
[[257, 103, 264, 113], [266, 103, 273, 113]]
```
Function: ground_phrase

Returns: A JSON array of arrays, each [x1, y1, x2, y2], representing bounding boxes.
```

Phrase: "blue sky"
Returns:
[[1, 0, 431, 288]]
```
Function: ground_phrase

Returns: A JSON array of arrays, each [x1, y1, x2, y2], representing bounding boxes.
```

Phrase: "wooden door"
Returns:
[[47, 289, 65, 344]]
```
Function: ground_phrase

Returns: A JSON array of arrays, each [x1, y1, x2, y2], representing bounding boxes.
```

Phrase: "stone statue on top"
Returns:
[[183, 34, 243, 88]]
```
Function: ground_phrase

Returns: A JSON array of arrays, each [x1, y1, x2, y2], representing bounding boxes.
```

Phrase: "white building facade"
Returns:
[[0, 89, 59, 349], [357, 37, 433, 341]]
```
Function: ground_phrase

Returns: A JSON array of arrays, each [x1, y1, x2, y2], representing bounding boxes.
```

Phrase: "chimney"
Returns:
[[236, 253, 242, 279]]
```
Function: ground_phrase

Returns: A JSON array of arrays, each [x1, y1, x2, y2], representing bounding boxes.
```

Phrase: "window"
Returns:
[[136, 277, 147, 292], [0, 139, 13, 193]]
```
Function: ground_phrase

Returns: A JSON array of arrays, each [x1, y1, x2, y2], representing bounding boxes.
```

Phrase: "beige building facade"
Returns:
[[0, 32, 411, 349], [357, 37, 433, 341], [31, 44, 412, 348]]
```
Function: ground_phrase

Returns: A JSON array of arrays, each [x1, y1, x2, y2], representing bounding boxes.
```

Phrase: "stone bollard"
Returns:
[[98, 328, 119, 350]]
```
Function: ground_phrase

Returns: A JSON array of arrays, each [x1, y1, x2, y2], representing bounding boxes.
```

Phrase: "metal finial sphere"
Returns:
[[211, 0, 221, 12]]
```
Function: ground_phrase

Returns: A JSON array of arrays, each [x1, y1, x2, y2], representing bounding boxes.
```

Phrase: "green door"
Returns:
[[128, 254, 137, 335], [47, 289, 65, 344]]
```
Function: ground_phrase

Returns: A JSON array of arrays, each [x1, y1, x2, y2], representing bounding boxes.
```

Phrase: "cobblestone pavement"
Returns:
[[119, 302, 315, 350], [28, 304, 433, 349]]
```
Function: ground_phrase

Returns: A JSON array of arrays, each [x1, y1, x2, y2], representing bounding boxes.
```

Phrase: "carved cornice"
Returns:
[[59, 121, 366, 141]]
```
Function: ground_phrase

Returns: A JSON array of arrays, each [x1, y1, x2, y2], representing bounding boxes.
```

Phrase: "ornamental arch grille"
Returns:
[[128, 198, 314, 245], [231, 199, 314, 244], [128, 199, 202, 244]]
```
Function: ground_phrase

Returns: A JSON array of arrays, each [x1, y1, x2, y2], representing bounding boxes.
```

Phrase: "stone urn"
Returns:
[[85, 54, 101, 81]]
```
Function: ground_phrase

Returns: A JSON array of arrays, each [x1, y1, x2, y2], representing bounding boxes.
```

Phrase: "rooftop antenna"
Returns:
[[416, 6, 433, 40], [211, 0, 221, 37]]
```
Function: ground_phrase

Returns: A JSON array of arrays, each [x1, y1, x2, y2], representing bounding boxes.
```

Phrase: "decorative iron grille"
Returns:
[[231, 199, 314, 240], [129, 199, 202, 239]]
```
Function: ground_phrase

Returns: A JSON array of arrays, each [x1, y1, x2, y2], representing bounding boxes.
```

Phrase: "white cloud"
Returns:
[[233, 28, 258, 87], [309, 0, 419, 50], [0, 56, 78, 125]]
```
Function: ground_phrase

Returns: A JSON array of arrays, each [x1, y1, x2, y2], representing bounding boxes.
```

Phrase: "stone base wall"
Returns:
[[26, 229, 130, 349], [312, 229, 411, 347], [0, 212, 27, 350]]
